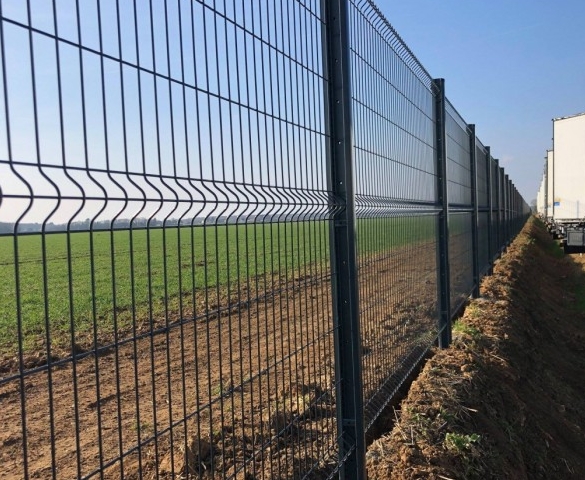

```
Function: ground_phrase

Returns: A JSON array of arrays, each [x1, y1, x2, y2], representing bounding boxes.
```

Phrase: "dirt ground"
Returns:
[[367, 216, 585, 479], [4, 216, 584, 480], [0, 240, 438, 479]]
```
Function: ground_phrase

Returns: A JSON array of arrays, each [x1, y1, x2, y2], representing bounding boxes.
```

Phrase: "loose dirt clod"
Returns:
[[159, 436, 213, 477]]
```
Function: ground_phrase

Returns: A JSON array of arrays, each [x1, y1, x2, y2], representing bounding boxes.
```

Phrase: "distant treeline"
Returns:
[[1, 218, 194, 234], [0, 213, 326, 234]]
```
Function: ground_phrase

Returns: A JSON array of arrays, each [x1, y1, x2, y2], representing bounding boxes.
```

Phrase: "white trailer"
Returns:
[[546, 149, 554, 219], [536, 173, 545, 216], [550, 112, 585, 251]]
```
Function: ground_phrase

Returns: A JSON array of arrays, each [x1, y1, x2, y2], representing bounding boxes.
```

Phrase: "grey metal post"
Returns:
[[494, 160, 501, 253], [500, 167, 505, 247], [468, 125, 480, 298], [321, 1, 366, 477], [512, 182, 518, 234], [433, 78, 451, 348], [486, 147, 493, 274], [508, 178, 511, 240], [504, 173, 510, 244]]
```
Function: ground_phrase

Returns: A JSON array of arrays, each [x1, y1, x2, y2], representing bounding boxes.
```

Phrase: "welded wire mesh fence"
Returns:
[[0, 1, 530, 479], [350, 1, 439, 438]]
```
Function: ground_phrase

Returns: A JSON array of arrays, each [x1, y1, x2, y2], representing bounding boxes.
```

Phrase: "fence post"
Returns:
[[494, 159, 501, 254], [433, 78, 451, 348], [486, 147, 493, 274], [468, 124, 480, 298], [505, 175, 510, 244], [321, 1, 366, 478], [498, 164, 503, 250]]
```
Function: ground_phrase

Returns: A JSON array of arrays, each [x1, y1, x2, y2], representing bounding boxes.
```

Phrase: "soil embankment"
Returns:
[[367, 217, 585, 479]]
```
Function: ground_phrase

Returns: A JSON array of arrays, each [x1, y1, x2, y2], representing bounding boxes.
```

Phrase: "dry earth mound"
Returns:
[[367, 217, 585, 479]]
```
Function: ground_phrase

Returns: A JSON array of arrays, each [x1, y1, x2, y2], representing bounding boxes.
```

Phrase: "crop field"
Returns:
[[0, 214, 440, 479], [0, 216, 436, 358]]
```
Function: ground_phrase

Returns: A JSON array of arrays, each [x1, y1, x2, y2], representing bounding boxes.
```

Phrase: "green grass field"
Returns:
[[0, 216, 436, 355]]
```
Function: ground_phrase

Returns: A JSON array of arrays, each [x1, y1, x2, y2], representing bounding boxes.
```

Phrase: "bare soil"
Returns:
[[367, 217, 585, 479], [0, 242, 438, 479], [6, 216, 582, 480]]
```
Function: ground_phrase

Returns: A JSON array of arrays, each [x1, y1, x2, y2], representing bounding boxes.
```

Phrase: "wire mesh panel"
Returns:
[[0, 1, 341, 478], [475, 139, 490, 276], [0, 0, 533, 478], [504, 175, 511, 241], [349, 0, 439, 430], [490, 157, 501, 261], [445, 101, 473, 314], [498, 167, 506, 249]]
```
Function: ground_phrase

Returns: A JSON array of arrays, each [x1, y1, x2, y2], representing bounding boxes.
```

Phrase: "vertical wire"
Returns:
[[153, 1, 175, 468], [239, 0, 257, 473], [146, 0, 164, 474], [28, 3, 69, 475], [200, 2, 217, 472], [231, 1, 250, 475], [279, 0, 292, 474], [263, 1, 279, 469], [160, 0, 181, 473], [266, 2, 290, 462], [113, 1, 142, 476], [135, 0, 163, 472], [221, 2, 235, 472], [210, 1, 226, 473], [246, 3, 268, 474], [0, 2, 31, 477], [211, 2, 229, 474], [258, 1, 276, 472], [72, 0, 92, 475], [219, 0, 239, 470], [355, 1, 365, 406], [305, 6, 317, 443], [90, 0, 112, 473], [45, 1, 67, 475], [296, 3, 309, 466], [355, 3, 367, 404], [313, 3, 324, 456], [372, 4, 379, 404], [286, 7, 300, 465], [129, 1, 146, 475], [305, 5, 318, 461], [189, 0, 207, 470], [320, 0, 337, 459], [52, 0, 102, 474], [95, 1, 126, 474], [315, 4, 328, 435], [291, 1, 303, 460], [289, 0, 301, 471], [175, 0, 192, 468], [379, 8, 391, 390], [296, 0, 307, 454], [229, 0, 247, 476]]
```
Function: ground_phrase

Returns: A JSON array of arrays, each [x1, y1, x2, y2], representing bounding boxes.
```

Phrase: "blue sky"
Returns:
[[375, 0, 585, 202], [1, 0, 583, 226], [1, 0, 323, 225]]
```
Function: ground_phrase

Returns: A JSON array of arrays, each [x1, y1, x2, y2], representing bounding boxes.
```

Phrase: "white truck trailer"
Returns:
[[546, 149, 554, 219], [536, 172, 545, 216], [547, 112, 585, 252]]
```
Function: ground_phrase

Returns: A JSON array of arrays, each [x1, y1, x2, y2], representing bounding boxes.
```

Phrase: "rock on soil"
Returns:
[[367, 217, 585, 479]]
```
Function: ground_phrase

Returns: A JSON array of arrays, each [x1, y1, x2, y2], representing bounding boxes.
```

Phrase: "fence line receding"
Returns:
[[0, 1, 530, 479]]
